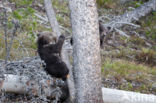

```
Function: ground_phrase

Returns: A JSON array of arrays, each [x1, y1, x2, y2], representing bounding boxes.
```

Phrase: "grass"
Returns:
[[101, 58, 156, 93], [135, 48, 156, 66], [0, 30, 37, 60], [129, 36, 146, 46], [138, 11, 156, 40], [52, 0, 70, 28], [102, 59, 151, 78], [97, 0, 117, 9]]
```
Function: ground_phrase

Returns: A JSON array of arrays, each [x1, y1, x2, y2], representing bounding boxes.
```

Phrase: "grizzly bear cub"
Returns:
[[37, 32, 69, 81]]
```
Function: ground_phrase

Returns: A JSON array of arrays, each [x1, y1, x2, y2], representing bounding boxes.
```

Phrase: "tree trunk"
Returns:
[[69, 0, 103, 103], [44, 0, 61, 39]]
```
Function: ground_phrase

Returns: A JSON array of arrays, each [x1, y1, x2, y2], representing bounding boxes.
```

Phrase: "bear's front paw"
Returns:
[[59, 35, 65, 40]]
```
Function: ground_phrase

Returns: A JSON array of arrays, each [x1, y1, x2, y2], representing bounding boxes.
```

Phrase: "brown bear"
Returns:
[[37, 32, 69, 81]]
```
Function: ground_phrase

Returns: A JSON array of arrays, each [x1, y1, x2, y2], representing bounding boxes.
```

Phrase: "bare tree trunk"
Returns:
[[69, 0, 103, 103], [44, 0, 61, 39]]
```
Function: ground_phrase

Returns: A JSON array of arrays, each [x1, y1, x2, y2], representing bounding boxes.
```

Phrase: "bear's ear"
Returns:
[[37, 33, 41, 37]]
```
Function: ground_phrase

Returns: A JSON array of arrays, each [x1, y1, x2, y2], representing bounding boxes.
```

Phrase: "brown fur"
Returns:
[[37, 32, 69, 81]]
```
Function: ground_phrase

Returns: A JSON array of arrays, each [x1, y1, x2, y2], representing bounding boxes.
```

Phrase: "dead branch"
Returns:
[[103, 0, 156, 29], [114, 28, 129, 37], [99, 0, 156, 38], [34, 12, 71, 34], [2, 7, 8, 63], [7, 20, 19, 61], [34, 13, 48, 23]]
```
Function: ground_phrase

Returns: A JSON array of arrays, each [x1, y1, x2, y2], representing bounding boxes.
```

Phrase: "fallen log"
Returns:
[[1, 74, 156, 103], [0, 57, 66, 102], [0, 74, 63, 98], [102, 88, 156, 103]]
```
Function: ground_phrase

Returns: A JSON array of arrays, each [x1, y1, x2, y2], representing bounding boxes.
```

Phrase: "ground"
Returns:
[[0, 0, 155, 101]]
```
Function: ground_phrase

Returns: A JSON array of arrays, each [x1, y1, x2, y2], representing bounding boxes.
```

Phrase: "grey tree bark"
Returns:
[[69, 0, 103, 103], [44, 0, 61, 39]]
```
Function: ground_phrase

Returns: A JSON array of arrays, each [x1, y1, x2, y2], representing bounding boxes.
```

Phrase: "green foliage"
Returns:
[[127, 82, 133, 89], [0, 0, 41, 59], [12, 7, 35, 20], [146, 26, 156, 40], [141, 11, 156, 40], [25, 7, 35, 17], [7, 21, 14, 29], [127, 0, 144, 8], [10, 0, 33, 7], [132, 1, 143, 8], [135, 48, 156, 66], [96, 0, 108, 6], [27, 32, 37, 49], [152, 46, 156, 50], [96, 0, 116, 8], [13, 11, 22, 20], [12, 8, 36, 50], [102, 59, 155, 78], [52, 0, 69, 14], [52, 0, 70, 28], [10, 0, 38, 51], [11, 0, 35, 20], [130, 36, 146, 46]]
